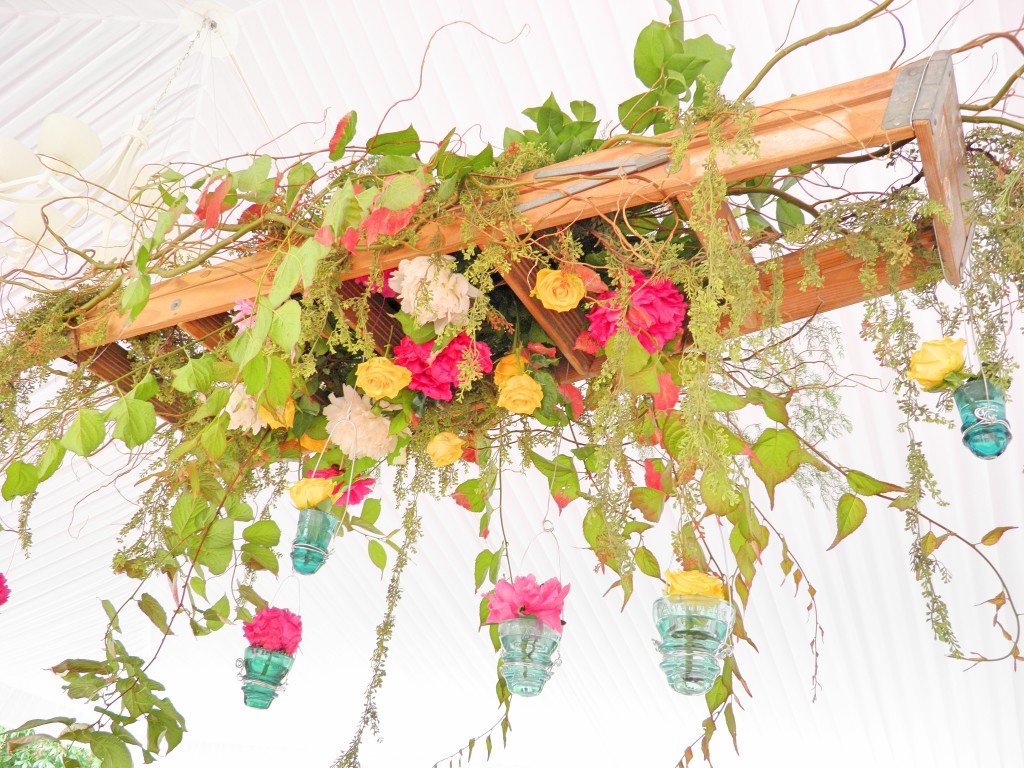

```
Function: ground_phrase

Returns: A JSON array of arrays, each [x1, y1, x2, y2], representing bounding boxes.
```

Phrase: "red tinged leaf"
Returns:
[[362, 204, 416, 247], [315, 226, 334, 247], [239, 203, 267, 224], [527, 342, 557, 358], [341, 227, 360, 254], [552, 491, 572, 511], [461, 444, 478, 464], [328, 111, 356, 160], [652, 372, 680, 411], [452, 491, 472, 510], [574, 329, 600, 354], [644, 458, 663, 491], [196, 177, 231, 230], [481, 527, 490, 539], [564, 262, 608, 292], [741, 443, 760, 465], [558, 383, 584, 419]]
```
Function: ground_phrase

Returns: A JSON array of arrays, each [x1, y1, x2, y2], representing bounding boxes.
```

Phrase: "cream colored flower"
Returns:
[[532, 268, 586, 312], [426, 432, 465, 467], [907, 338, 967, 390], [323, 385, 397, 460], [493, 352, 528, 388], [497, 374, 544, 415], [355, 357, 412, 400], [259, 398, 296, 430], [288, 478, 336, 509], [664, 570, 728, 600], [226, 384, 267, 435], [388, 254, 480, 333]]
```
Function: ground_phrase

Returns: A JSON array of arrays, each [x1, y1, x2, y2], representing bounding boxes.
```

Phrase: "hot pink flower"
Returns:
[[353, 268, 398, 298], [393, 334, 492, 401], [0, 573, 9, 606], [305, 466, 374, 506], [243, 606, 302, 654], [585, 269, 688, 353], [485, 575, 570, 633], [306, 466, 342, 480], [229, 297, 257, 332]]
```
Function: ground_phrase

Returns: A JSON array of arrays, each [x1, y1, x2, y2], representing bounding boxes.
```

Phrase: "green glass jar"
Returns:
[[497, 618, 562, 697], [241, 645, 295, 709], [953, 378, 1012, 459], [653, 594, 735, 695], [291, 507, 337, 575]]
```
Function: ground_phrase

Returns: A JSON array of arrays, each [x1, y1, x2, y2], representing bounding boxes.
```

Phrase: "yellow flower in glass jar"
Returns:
[[907, 338, 967, 390], [664, 569, 728, 600], [355, 357, 412, 400], [259, 398, 296, 430], [493, 352, 528, 388], [497, 374, 543, 415], [426, 431, 465, 467], [288, 477, 336, 509], [532, 268, 586, 312]]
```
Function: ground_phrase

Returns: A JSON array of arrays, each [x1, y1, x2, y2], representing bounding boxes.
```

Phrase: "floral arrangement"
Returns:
[[485, 575, 570, 634], [0, 2, 1021, 766], [242, 607, 303, 656]]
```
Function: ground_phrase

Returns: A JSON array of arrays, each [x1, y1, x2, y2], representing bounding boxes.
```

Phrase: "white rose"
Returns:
[[323, 385, 397, 460], [226, 384, 267, 435], [388, 254, 479, 333]]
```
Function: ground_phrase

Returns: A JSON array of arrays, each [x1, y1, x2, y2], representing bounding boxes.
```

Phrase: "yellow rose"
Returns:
[[532, 268, 586, 312], [288, 477, 336, 509], [426, 431, 465, 467], [908, 338, 967, 390], [497, 374, 543, 415], [664, 570, 728, 600], [298, 434, 329, 453], [259, 398, 296, 430], [355, 357, 412, 400], [493, 352, 528, 388]]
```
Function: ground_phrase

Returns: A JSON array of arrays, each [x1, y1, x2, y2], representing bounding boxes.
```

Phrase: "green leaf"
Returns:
[[2, 460, 38, 500], [683, 34, 733, 86], [367, 125, 420, 156], [268, 246, 302, 307], [323, 181, 363, 235], [171, 354, 215, 393], [570, 100, 597, 122], [828, 493, 867, 550], [981, 526, 1016, 546], [361, 497, 381, 525], [920, 531, 940, 556], [394, 310, 437, 344], [236, 154, 272, 192], [36, 440, 66, 482], [846, 469, 905, 496], [749, 427, 814, 506], [102, 599, 121, 632], [378, 174, 424, 211], [368, 540, 387, 573], [776, 198, 805, 234], [744, 386, 790, 425], [270, 299, 301, 352], [582, 507, 608, 551], [708, 389, 747, 412], [677, 521, 709, 571], [634, 22, 673, 87], [107, 397, 156, 448], [284, 162, 316, 211], [238, 584, 268, 611], [528, 451, 580, 502], [61, 409, 106, 456], [241, 543, 279, 574], [634, 545, 661, 578], [629, 486, 666, 522], [77, 731, 132, 768], [120, 274, 151, 321], [200, 419, 227, 461], [138, 593, 171, 635], [618, 90, 659, 133], [474, 549, 492, 591], [243, 519, 281, 547], [328, 111, 358, 160]]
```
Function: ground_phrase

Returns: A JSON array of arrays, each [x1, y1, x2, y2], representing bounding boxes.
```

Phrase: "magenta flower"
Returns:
[[243, 606, 303, 654], [0, 572, 9, 607], [394, 334, 493, 401], [485, 575, 570, 633], [335, 476, 375, 506], [229, 297, 257, 332], [585, 269, 688, 353]]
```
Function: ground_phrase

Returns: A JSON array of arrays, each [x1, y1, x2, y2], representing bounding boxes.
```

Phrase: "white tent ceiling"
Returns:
[[1, 1, 1023, 767]]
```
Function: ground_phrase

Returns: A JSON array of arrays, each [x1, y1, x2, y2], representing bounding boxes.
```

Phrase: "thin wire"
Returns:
[[517, 431, 566, 585]]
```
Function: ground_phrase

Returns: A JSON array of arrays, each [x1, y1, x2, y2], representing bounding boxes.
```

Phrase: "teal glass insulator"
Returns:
[[241, 646, 295, 709], [953, 378, 1012, 460], [653, 595, 735, 696], [291, 507, 337, 575], [497, 618, 562, 697]]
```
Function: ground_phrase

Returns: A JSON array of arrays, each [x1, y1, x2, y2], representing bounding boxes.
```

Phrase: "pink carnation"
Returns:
[[243, 606, 302, 654], [393, 334, 493, 401], [353, 268, 398, 298], [485, 575, 570, 633], [585, 269, 687, 353], [0, 572, 9, 607], [229, 297, 257, 332], [305, 466, 375, 506]]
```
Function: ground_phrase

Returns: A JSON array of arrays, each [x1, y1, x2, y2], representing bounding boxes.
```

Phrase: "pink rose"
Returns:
[[243, 607, 303, 654], [586, 269, 688, 353], [394, 334, 493, 401], [485, 575, 570, 633]]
